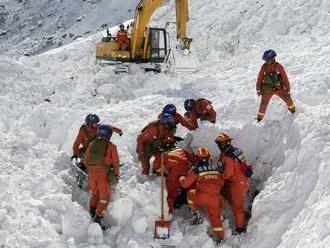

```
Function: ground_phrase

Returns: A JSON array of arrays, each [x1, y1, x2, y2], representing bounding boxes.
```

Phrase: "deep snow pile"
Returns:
[[0, 0, 137, 56], [0, 0, 330, 247]]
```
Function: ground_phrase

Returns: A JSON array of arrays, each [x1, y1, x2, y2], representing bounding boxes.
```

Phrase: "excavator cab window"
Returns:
[[149, 28, 167, 62]]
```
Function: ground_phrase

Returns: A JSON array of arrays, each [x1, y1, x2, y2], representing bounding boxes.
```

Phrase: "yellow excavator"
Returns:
[[96, 0, 191, 71]]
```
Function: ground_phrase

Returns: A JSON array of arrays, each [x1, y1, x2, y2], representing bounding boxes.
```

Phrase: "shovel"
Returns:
[[154, 152, 171, 239]]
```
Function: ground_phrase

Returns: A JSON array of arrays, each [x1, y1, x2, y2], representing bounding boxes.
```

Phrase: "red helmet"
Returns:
[[215, 133, 232, 144], [196, 147, 210, 158]]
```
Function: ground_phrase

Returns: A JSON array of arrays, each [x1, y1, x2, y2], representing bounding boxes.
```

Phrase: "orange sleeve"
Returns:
[[72, 128, 84, 156], [136, 126, 157, 154], [104, 143, 120, 175], [184, 150, 196, 166], [180, 169, 197, 188], [175, 113, 194, 131], [278, 64, 290, 91], [152, 155, 161, 173], [222, 156, 235, 180], [109, 125, 122, 135], [256, 65, 265, 91], [205, 104, 216, 123]]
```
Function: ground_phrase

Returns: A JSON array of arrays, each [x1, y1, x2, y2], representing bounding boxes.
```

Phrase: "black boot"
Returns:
[[189, 211, 203, 225], [89, 207, 96, 219], [94, 215, 108, 230], [234, 227, 246, 234]]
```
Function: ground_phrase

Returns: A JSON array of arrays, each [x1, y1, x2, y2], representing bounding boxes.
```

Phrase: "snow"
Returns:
[[0, 0, 330, 247]]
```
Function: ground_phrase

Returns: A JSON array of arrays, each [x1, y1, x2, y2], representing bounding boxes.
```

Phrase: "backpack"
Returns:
[[87, 137, 108, 165], [261, 62, 283, 93], [224, 147, 253, 178]]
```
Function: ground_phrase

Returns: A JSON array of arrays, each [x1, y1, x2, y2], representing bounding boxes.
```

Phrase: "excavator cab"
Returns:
[[148, 28, 168, 63]]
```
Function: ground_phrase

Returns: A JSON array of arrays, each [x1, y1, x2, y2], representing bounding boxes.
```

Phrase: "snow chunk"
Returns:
[[110, 198, 134, 225], [87, 223, 103, 245], [132, 215, 148, 234]]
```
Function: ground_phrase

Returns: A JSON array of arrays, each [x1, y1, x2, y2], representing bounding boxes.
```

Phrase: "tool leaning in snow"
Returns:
[[71, 157, 88, 190], [154, 152, 171, 239]]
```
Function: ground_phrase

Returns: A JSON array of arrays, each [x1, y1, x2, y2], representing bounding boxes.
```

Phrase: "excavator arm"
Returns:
[[130, 0, 191, 59]]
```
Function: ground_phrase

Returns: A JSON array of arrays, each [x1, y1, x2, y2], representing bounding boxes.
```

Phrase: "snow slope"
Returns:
[[0, 0, 137, 56], [0, 0, 330, 247]]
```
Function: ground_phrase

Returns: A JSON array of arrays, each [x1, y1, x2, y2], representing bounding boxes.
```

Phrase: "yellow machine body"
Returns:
[[96, 0, 191, 63]]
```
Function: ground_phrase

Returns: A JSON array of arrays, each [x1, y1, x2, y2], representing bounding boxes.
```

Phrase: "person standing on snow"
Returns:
[[136, 114, 177, 175], [215, 133, 253, 234], [183, 98, 217, 130], [179, 147, 225, 244], [152, 137, 196, 214], [83, 125, 120, 230], [256, 50, 296, 122], [116, 23, 129, 51], [158, 103, 195, 131], [71, 114, 123, 170]]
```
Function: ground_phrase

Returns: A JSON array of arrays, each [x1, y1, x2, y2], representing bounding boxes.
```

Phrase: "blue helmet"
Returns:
[[162, 104, 177, 116], [85, 114, 100, 124], [97, 124, 113, 138], [184, 98, 196, 111], [262, 49, 277, 61], [160, 113, 176, 130]]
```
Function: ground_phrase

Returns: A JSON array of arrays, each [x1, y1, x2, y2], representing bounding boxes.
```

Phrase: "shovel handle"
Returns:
[[160, 152, 165, 220]]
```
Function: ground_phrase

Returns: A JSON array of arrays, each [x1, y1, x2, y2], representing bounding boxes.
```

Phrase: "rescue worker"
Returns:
[[116, 23, 129, 51], [153, 137, 196, 214], [215, 133, 253, 234], [136, 113, 177, 175], [180, 147, 225, 244], [256, 50, 296, 122], [71, 114, 123, 170], [183, 98, 217, 130], [159, 103, 194, 131], [84, 125, 120, 230]]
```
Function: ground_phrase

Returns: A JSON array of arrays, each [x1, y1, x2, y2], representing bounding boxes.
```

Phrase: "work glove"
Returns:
[[245, 165, 253, 178], [257, 89, 262, 96], [70, 155, 78, 161], [174, 136, 184, 142]]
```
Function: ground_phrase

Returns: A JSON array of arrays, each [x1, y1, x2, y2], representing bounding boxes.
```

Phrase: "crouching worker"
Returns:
[[183, 98, 217, 130], [153, 137, 195, 214], [136, 114, 177, 175], [84, 125, 119, 230], [215, 133, 252, 234], [180, 148, 225, 244]]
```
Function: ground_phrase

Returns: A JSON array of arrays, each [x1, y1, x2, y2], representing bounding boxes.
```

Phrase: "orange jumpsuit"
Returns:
[[72, 124, 122, 156], [116, 30, 129, 50], [84, 138, 119, 217], [136, 121, 175, 175], [219, 147, 249, 229], [256, 62, 295, 120], [158, 112, 194, 131], [180, 162, 225, 239], [184, 98, 216, 130], [153, 149, 195, 213]]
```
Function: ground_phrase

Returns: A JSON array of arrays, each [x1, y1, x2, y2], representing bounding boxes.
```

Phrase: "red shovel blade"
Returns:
[[154, 220, 171, 239]]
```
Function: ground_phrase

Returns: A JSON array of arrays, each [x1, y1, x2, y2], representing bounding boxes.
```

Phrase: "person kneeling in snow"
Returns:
[[71, 114, 123, 171], [152, 137, 196, 214], [256, 49, 296, 122], [158, 103, 195, 131], [180, 147, 225, 244], [136, 113, 177, 175], [215, 133, 252, 234], [183, 98, 217, 130], [84, 125, 120, 230]]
